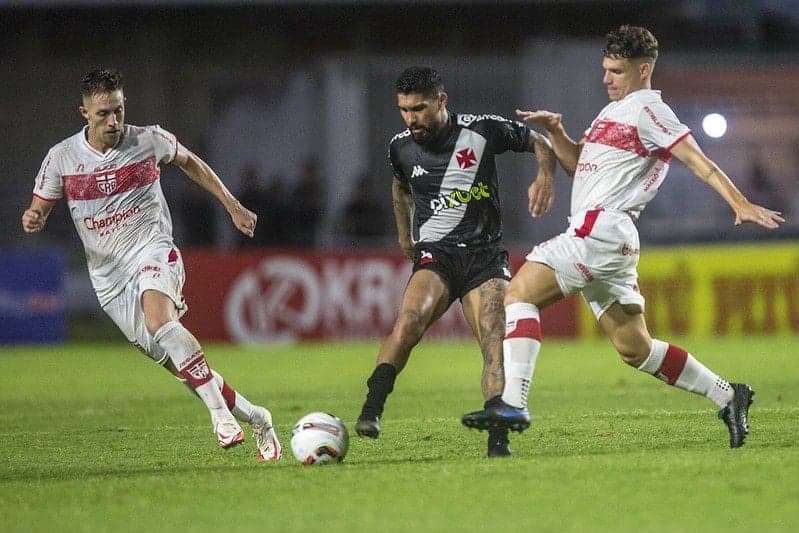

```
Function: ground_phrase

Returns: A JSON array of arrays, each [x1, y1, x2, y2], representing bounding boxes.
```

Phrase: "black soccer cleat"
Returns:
[[487, 428, 512, 458], [355, 415, 381, 439], [462, 401, 531, 433], [718, 383, 755, 448]]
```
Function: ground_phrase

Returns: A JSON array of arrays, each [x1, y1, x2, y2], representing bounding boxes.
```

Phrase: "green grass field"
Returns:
[[1, 335, 797, 532]]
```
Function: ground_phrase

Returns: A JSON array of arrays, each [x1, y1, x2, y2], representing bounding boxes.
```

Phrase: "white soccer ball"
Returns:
[[290, 412, 349, 466]]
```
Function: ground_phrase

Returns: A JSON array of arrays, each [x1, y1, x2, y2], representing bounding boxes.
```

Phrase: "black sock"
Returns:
[[359, 363, 397, 420]]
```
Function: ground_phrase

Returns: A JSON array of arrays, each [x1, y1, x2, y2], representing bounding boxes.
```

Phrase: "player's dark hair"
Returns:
[[395, 66, 443, 98], [603, 25, 658, 62], [80, 68, 124, 98]]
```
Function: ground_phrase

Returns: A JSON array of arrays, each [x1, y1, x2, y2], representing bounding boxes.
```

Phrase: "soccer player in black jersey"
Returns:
[[354, 66, 556, 457]]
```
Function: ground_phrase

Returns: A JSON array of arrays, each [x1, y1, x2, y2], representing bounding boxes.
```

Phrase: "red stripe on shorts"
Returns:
[[505, 318, 541, 341], [657, 344, 688, 385], [574, 209, 602, 238]]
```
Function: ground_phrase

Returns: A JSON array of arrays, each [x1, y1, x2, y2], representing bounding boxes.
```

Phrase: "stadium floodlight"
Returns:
[[701, 113, 728, 138]]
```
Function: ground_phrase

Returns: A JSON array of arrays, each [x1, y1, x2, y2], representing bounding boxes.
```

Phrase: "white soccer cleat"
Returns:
[[252, 406, 282, 462], [215, 417, 245, 449]]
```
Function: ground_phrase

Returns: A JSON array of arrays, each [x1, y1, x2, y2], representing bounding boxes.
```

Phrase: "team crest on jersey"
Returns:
[[93, 163, 118, 195], [456, 148, 477, 169]]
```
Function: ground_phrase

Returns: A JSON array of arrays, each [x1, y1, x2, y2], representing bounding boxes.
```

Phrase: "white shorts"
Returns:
[[102, 244, 187, 365], [526, 209, 644, 319]]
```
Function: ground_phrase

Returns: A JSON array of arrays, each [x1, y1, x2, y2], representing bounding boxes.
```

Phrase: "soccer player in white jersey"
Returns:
[[20, 68, 282, 461], [462, 26, 784, 448]]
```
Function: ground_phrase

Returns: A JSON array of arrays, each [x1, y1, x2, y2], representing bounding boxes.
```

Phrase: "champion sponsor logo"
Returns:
[[83, 205, 141, 231], [576, 161, 598, 173], [456, 148, 477, 169], [411, 165, 429, 178]]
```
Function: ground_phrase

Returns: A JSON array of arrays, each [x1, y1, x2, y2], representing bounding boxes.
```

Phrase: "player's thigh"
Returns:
[[138, 245, 187, 334], [102, 285, 169, 365], [461, 278, 507, 344], [506, 260, 565, 308], [398, 268, 451, 327]]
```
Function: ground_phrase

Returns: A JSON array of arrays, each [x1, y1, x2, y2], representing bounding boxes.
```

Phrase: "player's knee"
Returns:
[[145, 316, 171, 338], [503, 283, 527, 306], [392, 309, 426, 344], [612, 337, 649, 367]]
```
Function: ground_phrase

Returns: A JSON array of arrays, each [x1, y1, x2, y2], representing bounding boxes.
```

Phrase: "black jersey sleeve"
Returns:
[[388, 131, 408, 182], [466, 114, 530, 154]]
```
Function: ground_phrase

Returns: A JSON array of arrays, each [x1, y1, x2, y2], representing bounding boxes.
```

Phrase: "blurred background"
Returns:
[[2, 0, 798, 343]]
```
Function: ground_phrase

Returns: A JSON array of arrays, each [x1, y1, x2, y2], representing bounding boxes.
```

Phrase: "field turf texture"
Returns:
[[1, 335, 797, 532]]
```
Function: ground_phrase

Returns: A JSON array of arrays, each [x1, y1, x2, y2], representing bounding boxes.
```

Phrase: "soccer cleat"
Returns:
[[252, 406, 282, 462], [718, 383, 755, 448], [215, 417, 245, 449], [355, 415, 380, 438], [462, 401, 531, 433], [487, 428, 512, 458]]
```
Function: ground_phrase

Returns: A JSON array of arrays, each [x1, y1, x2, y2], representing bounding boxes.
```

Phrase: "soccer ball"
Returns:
[[290, 412, 349, 466]]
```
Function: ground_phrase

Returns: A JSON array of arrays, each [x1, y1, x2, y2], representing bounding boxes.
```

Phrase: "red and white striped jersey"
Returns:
[[33, 124, 179, 305], [573, 89, 691, 218]]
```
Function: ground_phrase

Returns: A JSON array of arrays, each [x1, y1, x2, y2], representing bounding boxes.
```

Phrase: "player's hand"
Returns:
[[733, 201, 784, 229], [21, 208, 46, 233], [516, 109, 563, 133], [528, 175, 554, 218], [230, 202, 258, 237]]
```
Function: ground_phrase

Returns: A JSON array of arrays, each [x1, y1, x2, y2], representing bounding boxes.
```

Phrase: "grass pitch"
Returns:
[[1, 335, 797, 532]]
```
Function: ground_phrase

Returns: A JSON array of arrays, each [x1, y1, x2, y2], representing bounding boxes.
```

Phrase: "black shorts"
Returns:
[[412, 241, 511, 304]]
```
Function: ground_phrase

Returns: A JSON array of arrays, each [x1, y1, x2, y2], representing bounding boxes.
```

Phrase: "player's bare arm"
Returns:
[[670, 135, 784, 230], [21, 197, 56, 234], [516, 109, 583, 177], [392, 177, 415, 259], [525, 130, 556, 217], [172, 143, 257, 238]]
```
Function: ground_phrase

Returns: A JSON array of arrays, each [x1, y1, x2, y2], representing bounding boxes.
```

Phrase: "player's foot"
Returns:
[[487, 428, 512, 457], [252, 406, 282, 461], [718, 383, 754, 448], [215, 417, 245, 449], [462, 401, 531, 433], [355, 415, 380, 438]]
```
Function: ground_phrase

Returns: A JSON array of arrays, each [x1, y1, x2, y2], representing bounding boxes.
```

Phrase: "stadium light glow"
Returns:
[[701, 113, 727, 138]]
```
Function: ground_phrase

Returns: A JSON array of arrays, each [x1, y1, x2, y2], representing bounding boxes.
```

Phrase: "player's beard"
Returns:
[[411, 122, 443, 147]]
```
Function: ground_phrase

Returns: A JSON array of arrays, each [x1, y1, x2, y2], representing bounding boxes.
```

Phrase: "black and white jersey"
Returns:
[[389, 111, 530, 247]]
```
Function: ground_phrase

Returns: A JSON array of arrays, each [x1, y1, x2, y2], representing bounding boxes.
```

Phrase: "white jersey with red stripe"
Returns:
[[32, 124, 179, 306], [572, 89, 691, 219]]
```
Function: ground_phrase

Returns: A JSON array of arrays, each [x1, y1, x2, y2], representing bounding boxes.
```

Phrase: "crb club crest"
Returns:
[[93, 164, 118, 194]]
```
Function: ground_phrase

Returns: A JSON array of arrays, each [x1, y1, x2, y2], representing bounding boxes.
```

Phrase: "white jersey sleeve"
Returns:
[[637, 101, 690, 152], [33, 146, 66, 201], [149, 125, 179, 165]]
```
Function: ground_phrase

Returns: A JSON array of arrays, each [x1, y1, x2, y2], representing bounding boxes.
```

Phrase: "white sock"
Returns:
[[501, 302, 542, 409], [638, 339, 734, 408], [211, 369, 255, 423], [153, 321, 233, 423]]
